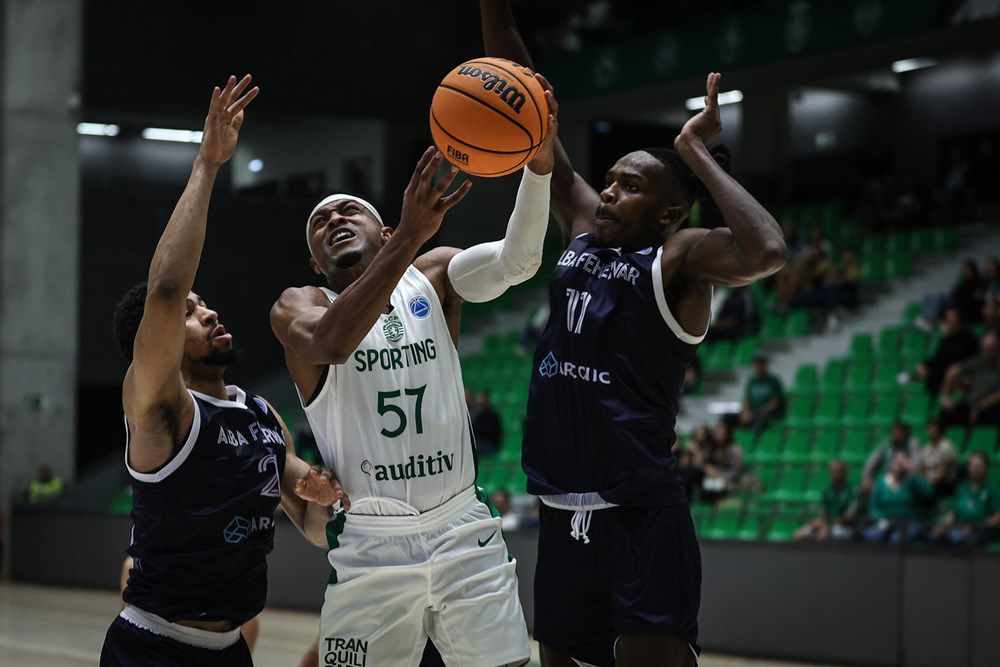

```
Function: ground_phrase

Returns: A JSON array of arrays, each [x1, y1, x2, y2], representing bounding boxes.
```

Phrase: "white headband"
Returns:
[[306, 194, 384, 247]]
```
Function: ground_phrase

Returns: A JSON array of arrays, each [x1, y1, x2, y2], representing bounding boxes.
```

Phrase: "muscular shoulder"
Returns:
[[271, 286, 328, 321], [660, 228, 711, 280]]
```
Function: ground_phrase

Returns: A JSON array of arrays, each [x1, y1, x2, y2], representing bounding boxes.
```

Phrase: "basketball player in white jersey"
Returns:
[[270, 99, 558, 664]]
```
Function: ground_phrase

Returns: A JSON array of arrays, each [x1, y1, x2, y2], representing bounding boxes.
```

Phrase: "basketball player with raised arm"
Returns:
[[480, 3, 788, 665], [270, 97, 559, 664], [102, 75, 344, 667]]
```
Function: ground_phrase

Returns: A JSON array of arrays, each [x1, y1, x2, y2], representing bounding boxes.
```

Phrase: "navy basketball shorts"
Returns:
[[101, 610, 253, 666], [533, 502, 701, 666]]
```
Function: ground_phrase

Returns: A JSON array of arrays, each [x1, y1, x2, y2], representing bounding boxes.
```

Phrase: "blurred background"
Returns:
[[2, 0, 1000, 665]]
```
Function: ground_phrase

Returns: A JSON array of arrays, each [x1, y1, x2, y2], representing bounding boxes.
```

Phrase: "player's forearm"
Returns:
[[480, 0, 535, 68], [301, 231, 425, 363], [448, 167, 551, 302], [280, 455, 333, 547], [675, 135, 786, 277], [146, 159, 219, 297]]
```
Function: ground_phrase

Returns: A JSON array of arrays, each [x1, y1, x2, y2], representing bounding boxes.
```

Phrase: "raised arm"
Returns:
[[479, 0, 597, 242], [124, 75, 258, 472], [676, 73, 787, 286], [271, 148, 471, 366]]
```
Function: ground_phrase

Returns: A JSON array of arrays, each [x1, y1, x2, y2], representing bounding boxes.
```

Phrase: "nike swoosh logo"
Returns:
[[478, 531, 497, 547]]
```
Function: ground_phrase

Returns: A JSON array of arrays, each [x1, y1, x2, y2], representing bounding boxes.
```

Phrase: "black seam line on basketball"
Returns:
[[464, 60, 543, 138], [432, 111, 537, 175], [431, 108, 538, 155], [437, 84, 536, 147]]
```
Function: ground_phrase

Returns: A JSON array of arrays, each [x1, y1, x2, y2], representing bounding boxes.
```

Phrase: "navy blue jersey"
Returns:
[[123, 385, 286, 626], [522, 233, 706, 506]]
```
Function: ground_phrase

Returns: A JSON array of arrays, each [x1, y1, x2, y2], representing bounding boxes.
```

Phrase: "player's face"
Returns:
[[184, 292, 234, 365], [308, 200, 390, 276], [596, 152, 683, 250]]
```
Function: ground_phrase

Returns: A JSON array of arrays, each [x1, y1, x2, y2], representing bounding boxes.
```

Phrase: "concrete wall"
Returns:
[[12, 507, 1000, 666], [0, 0, 82, 530]]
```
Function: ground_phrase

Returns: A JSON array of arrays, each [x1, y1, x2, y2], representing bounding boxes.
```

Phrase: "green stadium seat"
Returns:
[[690, 503, 712, 531], [785, 396, 815, 429], [888, 248, 911, 278], [903, 302, 923, 326], [703, 507, 741, 540], [842, 428, 872, 463], [754, 429, 785, 463], [849, 333, 875, 359], [877, 325, 905, 355], [814, 392, 844, 428], [735, 337, 760, 365], [946, 425, 969, 450], [968, 427, 999, 454], [901, 392, 933, 425], [911, 228, 933, 254], [844, 363, 873, 393], [902, 329, 929, 360], [804, 466, 828, 501], [811, 428, 841, 463], [774, 465, 808, 502], [735, 515, 764, 542], [873, 363, 901, 392], [842, 393, 872, 427], [761, 313, 787, 340], [786, 310, 810, 337], [783, 431, 812, 463], [793, 364, 820, 391], [934, 226, 957, 251], [823, 359, 848, 390], [756, 463, 781, 498], [871, 391, 901, 427], [733, 428, 756, 449], [766, 510, 801, 542]]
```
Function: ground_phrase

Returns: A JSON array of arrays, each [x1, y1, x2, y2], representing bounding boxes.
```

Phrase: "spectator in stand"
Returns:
[[686, 424, 714, 460], [676, 445, 705, 503], [918, 418, 959, 497], [931, 451, 1000, 547], [861, 422, 921, 493], [740, 356, 785, 432], [781, 220, 804, 261], [27, 465, 64, 504], [708, 286, 757, 342], [701, 422, 744, 504], [914, 307, 979, 396], [952, 259, 985, 324], [471, 390, 503, 457], [939, 332, 1000, 427], [982, 257, 999, 302], [983, 298, 1000, 336], [835, 246, 861, 310], [863, 451, 934, 544], [491, 488, 521, 531], [517, 302, 550, 354], [795, 460, 858, 541], [682, 355, 701, 396]]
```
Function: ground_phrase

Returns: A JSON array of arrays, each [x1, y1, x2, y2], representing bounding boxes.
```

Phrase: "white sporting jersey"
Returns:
[[302, 265, 476, 515]]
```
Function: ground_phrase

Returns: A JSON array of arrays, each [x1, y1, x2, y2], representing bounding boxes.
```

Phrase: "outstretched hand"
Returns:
[[293, 465, 351, 511], [398, 147, 473, 243], [527, 73, 560, 175], [676, 72, 723, 148], [198, 74, 260, 168]]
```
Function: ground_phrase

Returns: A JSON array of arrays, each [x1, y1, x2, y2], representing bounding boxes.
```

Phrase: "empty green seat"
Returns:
[[849, 333, 875, 359], [766, 511, 801, 542], [785, 396, 815, 429], [842, 428, 872, 463], [814, 392, 845, 428], [735, 337, 760, 365], [754, 429, 785, 463], [774, 465, 808, 502], [903, 302, 923, 326], [823, 359, 848, 390], [786, 310, 810, 337], [804, 466, 828, 501], [784, 432, 812, 463], [946, 426, 969, 451], [871, 391, 901, 427], [811, 428, 841, 462], [844, 363, 873, 393], [703, 507, 741, 540], [736, 514, 765, 541], [761, 313, 787, 340], [794, 364, 820, 390], [968, 427, 998, 454], [873, 363, 901, 392], [733, 428, 756, 449], [757, 463, 781, 496], [902, 329, 930, 360], [843, 393, 872, 427], [901, 392, 933, 424]]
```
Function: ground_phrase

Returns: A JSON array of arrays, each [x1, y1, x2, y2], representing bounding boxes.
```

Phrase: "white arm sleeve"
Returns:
[[447, 166, 552, 303]]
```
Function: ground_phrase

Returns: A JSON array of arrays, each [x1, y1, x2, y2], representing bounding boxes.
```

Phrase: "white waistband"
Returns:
[[540, 492, 617, 511], [342, 487, 478, 535], [120, 605, 242, 650]]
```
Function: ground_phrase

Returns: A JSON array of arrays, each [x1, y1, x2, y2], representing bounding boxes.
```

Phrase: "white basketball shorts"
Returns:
[[319, 487, 530, 666]]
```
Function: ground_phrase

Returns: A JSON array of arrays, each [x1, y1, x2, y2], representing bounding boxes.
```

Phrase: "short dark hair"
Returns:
[[113, 282, 148, 361], [641, 144, 732, 213], [969, 450, 990, 467]]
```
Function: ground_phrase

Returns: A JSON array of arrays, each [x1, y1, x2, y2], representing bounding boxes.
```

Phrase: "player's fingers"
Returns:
[[543, 89, 559, 119], [439, 179, 472, 211], [231, 110, 245, 131], [407, 146, 436, 192], [228, 86, 259, 115], [433, 166, 459, 196], [534, 72, 554, 94], [209, 86, 222, 114], [226, 74, 252, 107], [219, 75, 238, 107], [420, 151, 443, 189]]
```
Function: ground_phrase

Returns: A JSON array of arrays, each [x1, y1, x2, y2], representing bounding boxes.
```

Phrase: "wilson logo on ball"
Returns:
[[455, 65, 526, 113]]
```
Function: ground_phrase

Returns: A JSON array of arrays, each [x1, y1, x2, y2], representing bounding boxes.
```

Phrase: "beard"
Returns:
[[334, 249, 363, 269], [200, 345, 241, 367]]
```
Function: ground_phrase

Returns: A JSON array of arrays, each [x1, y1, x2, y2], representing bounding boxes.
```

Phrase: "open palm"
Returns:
[[678, 72, 723, 146], [198, 74, 259, 167]]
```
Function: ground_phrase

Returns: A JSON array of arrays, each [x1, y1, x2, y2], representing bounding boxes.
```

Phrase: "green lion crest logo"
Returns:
[[382, 315, 404, 343]]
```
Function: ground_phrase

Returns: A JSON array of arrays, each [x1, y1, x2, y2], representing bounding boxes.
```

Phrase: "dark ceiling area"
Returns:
[[82, 0, 486, 121]]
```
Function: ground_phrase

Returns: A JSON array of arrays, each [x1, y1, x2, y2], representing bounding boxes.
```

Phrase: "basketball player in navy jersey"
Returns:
[[102, 75, 344, 667], [480, 3, 788, 665]]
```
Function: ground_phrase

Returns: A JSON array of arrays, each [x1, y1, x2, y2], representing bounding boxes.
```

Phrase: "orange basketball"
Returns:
[[430, 57, 549, 177]]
